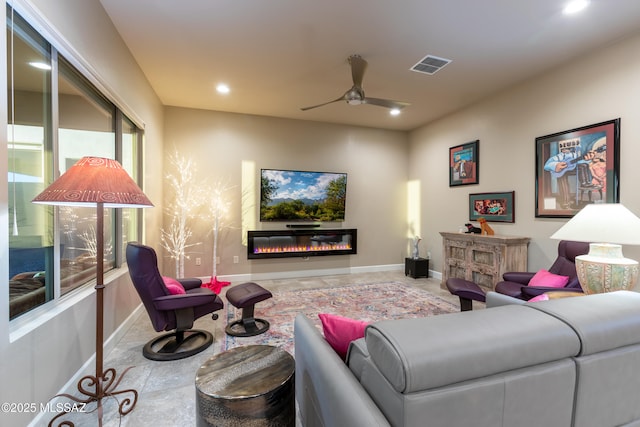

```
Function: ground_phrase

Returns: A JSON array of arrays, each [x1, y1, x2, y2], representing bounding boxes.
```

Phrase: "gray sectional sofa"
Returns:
[[294, 290, 640, 427]]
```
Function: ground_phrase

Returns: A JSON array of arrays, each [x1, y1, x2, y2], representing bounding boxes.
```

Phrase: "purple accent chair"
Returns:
[[494, 240, 591, 301], [126, 242, 224, 361]]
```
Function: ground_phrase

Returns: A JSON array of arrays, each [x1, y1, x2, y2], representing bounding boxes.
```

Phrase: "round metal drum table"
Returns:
[[195, 345, 295, 426]]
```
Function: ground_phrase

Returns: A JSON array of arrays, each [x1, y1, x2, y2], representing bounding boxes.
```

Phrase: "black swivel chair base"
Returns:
[[225, 317, 270, 337], [142, 329, 213, 361]]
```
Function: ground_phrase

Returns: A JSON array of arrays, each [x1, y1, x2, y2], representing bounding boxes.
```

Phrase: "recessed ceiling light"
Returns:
[[29, 61, 51, 70], [389, 108, 401, 116], [563, 0, 589, 15], [216, 83, 230, 94]]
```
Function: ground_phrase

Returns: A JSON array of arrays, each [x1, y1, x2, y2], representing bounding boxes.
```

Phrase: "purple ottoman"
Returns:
[[225, 282, 273, 337], [446, 278, 486, 311]]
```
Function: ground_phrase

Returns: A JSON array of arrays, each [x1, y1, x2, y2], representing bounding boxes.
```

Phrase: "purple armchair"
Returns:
[[494, 240, 590, 301], [126, 242, 224, 361]]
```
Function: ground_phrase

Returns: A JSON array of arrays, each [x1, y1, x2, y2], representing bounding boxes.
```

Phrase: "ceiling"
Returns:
[[99, 0, 640, 131]]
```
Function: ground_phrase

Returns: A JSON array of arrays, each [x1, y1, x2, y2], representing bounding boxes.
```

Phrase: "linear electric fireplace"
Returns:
[[247, 229, 357, 259]]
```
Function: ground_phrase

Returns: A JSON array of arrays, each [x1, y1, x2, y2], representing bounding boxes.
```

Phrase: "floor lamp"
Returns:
[[32, 157, 153, 426]]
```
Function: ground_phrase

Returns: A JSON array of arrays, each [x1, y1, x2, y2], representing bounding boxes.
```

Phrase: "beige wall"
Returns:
[[410, 31, 640, 282], [0, 1, 164, 426], [163, 107, 410, 278]]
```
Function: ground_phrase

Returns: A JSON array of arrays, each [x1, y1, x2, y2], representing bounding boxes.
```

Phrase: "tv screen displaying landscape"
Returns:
[[260, 169, 347, 222]]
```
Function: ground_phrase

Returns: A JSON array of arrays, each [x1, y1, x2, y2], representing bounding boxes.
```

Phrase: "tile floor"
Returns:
[[37, 270, 474, 426]]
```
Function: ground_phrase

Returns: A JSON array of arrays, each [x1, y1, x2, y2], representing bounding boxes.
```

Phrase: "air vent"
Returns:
[[410, 55, 451, 75]]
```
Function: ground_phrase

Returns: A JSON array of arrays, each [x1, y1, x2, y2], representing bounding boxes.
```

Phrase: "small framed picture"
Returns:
[[449, 140, 479, 187], [469, 191, 515, 223], [535, 119, 620, 218]]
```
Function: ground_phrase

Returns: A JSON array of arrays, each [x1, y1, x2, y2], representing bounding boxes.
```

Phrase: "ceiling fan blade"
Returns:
[[363, 97, 411, 110], [300, 95, 346, 111], [349, 55, 367, 88], [302, 55, 408, 112]]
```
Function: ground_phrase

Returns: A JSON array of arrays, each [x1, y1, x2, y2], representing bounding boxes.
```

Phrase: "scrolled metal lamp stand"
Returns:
[[48, 204, 138, 426], [48, 367, 138, 427]]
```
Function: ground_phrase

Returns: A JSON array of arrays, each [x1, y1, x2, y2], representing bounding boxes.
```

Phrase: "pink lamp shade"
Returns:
[[32, 156, 153, 208]]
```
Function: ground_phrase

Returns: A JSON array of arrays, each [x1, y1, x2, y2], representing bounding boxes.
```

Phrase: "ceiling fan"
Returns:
[[301, 54, 410, 112]]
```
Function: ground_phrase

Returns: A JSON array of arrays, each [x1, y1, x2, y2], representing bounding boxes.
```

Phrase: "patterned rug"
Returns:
[[222, 281, 458, 355]]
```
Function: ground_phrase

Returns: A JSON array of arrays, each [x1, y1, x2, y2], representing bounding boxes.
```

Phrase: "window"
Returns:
[[7, 5, 144, 319], [7, 6, 54, 319], [57, 56, 116, 294], [120, 116, 142, 261]]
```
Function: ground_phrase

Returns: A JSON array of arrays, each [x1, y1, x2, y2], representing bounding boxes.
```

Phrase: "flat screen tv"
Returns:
[[260, 168, 347, 222]]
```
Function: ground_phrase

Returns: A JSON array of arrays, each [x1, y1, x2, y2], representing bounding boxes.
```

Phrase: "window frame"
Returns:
[[7, 2, 145, 324]]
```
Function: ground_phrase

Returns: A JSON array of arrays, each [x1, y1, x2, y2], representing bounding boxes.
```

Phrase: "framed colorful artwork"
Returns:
[[449, 140, 479, 187], [469, 191, 515, 223], [535, 119, 620, 218]]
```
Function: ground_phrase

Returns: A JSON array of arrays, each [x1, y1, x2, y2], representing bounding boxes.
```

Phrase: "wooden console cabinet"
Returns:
[[440, 232, 530, 292]]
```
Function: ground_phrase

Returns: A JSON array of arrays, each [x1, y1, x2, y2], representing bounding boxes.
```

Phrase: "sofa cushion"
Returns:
[[526, 290, 640, 356], [528, 269, 570, 288], [319, 313, 369, 360], [358, 354, 577, 427], [485, 291, 526, 307], [525, 292, 640, 427], [365, 305, 581, 393]]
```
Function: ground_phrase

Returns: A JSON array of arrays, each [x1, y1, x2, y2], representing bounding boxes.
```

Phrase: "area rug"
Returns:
[[222, 281, 458, 355]]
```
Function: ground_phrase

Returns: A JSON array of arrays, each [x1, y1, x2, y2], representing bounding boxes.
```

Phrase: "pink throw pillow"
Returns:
[[527, 294, 550, 303], [318, 313, 369, 360], [162, 276, 186, 295], [528, 269, 570, 288]]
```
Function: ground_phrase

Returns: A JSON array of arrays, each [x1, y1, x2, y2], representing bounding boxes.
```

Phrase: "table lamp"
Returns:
[[550, 203, 640, 294], [32, 157, 153, 426]]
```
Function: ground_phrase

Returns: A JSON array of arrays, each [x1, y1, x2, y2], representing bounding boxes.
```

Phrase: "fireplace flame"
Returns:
[[254, 243, 352, 254]]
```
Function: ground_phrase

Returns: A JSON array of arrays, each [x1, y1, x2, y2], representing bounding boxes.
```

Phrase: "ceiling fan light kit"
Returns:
[[301, 54, 410, 113]]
